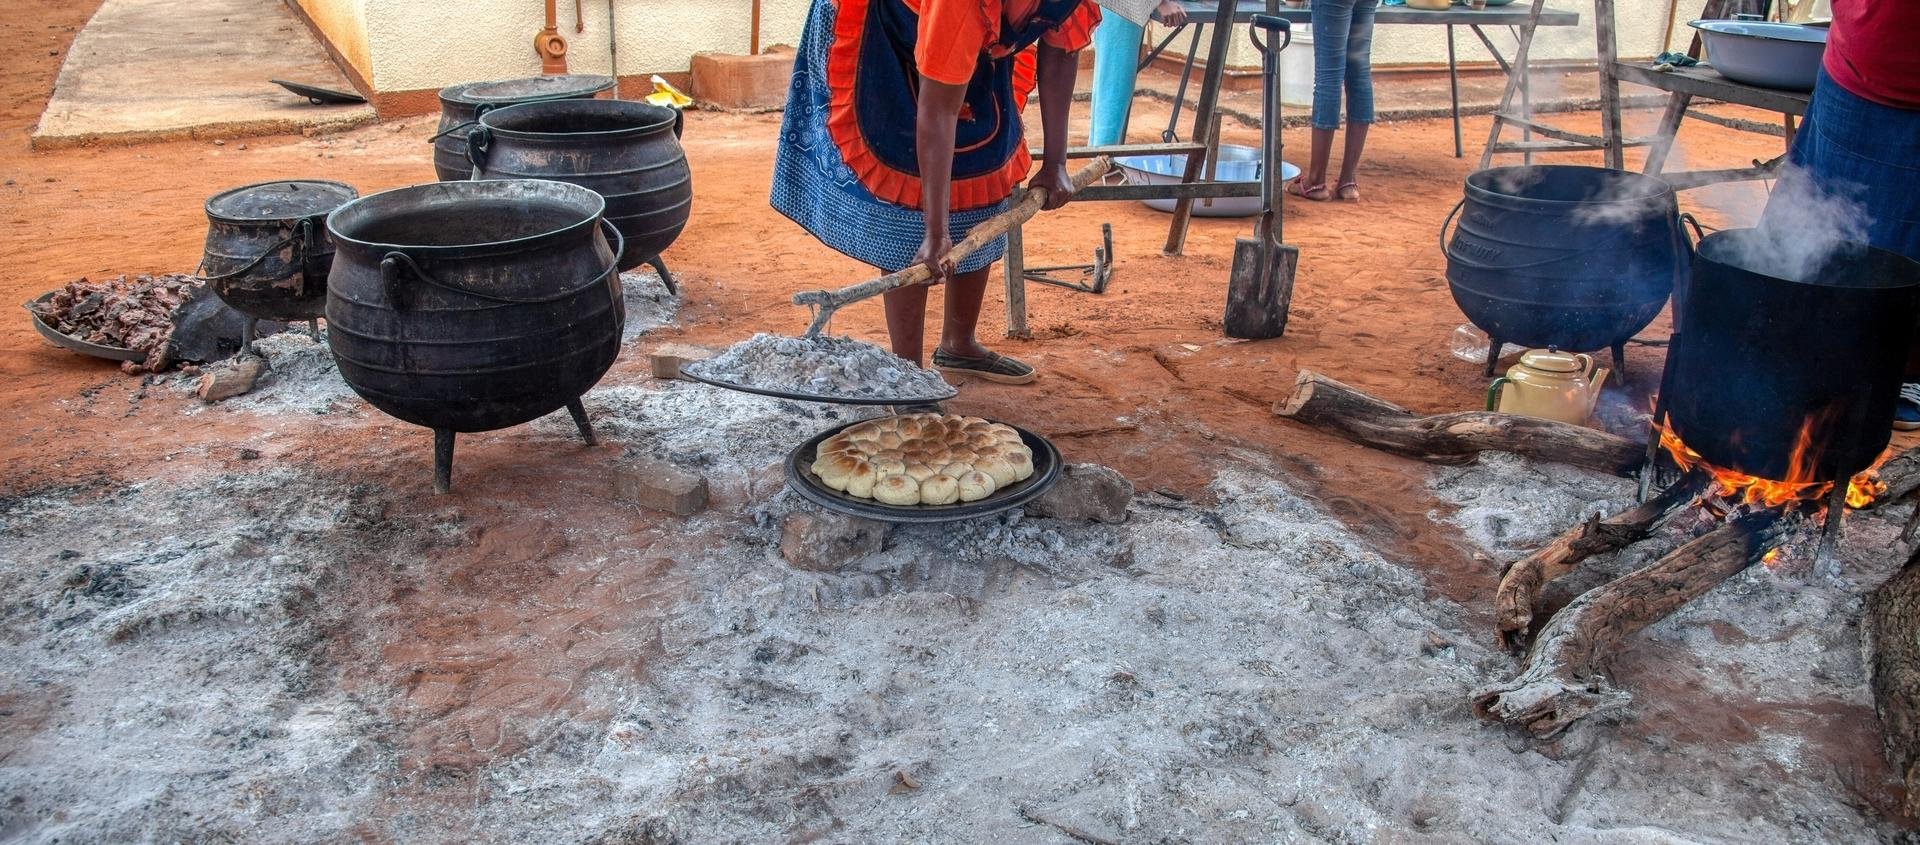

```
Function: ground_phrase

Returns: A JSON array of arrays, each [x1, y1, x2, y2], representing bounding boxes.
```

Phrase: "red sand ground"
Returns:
[[1, 0, 1909, 825]]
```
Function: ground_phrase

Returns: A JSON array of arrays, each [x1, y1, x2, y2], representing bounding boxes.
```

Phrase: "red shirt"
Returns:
[[914, 0, 1101, 86], [1825, 0, 1920, 109]]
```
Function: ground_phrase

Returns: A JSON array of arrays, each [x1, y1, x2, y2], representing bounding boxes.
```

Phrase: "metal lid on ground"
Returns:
[[204, 180, 357, 223]]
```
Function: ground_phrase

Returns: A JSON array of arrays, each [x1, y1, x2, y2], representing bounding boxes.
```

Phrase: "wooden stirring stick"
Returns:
[[792, 156, 1113, 337]]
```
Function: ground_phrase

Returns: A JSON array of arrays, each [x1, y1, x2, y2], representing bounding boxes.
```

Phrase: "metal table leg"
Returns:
[[1447, 24, 1462, 158]]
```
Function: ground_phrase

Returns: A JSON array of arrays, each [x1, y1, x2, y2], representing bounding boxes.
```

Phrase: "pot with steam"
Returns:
[[1443, 165, 1684, 375]]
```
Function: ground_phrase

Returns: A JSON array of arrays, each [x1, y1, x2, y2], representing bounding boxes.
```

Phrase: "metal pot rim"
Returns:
[[437, 75, 616, 107], [478, 98, 679, 140], [325, 179, 607, 255], [1696, 227, 1920, 290], [1464, 164, 1674, 208]]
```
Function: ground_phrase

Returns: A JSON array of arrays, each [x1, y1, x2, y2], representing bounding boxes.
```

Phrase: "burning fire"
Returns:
[[1657, 419, 1885, 513]]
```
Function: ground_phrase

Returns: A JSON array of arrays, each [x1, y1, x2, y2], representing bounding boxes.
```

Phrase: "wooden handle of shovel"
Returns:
[[793, 156, 1113, 336]]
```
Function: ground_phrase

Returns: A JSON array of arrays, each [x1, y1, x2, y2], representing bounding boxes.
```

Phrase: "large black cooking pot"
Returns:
[[431, 75, 615, 182], [1444, 165, 1684, 374], [1664, 228, 1920, 483], [325, 179, 624, 491], [469, 99, 691, 282], [200, 179, 357, 325]]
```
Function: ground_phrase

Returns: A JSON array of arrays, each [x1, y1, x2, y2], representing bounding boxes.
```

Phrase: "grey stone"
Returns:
[[612, 455, 709, 516], [1028, 463, 1133, 524], [779, 510, 888, 571]]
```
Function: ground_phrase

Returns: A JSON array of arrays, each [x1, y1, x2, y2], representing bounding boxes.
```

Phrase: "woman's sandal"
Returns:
[[1286, 178, 1331, 202], [931, 348, 1037, 385], [1337, 181, 1361, 201]]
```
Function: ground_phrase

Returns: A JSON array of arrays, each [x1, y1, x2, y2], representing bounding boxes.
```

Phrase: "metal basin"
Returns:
[[1689, 20, 1827, 92], [1113, 145, 1300, 218]]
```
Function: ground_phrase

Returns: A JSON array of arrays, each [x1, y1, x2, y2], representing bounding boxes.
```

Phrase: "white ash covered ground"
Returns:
[[0, 366, 1909, 841], [688, 332, 954, 401]]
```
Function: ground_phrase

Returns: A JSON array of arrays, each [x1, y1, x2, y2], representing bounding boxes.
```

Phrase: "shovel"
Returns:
[[1224, 14, 1299, 340]]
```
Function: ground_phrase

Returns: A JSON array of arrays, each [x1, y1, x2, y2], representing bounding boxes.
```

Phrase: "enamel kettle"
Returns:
[[1485, 349, 1609, 425]]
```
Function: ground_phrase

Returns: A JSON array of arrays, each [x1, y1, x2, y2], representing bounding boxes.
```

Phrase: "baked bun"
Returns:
[[1002, 447, 1034, 481], [938, 462, 974, 479], [874, 431, 905, 449], [903, 461, 938, 482], [965, 432, 1000, 450], [919, 474, 960, 505], [873, 474, 921, 506], [868, 458, 906, 479], [844, 462, 877, 498], [871, 448, 905, 463], [975, 452, 1019, 488], [957, 470, 997, 502], [814, 453, 865, 491]]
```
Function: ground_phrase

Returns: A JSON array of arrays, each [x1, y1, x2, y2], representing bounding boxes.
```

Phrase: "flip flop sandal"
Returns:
[[932, 349, 1037, 385], [1286, 178, 1331, 202], [1337, 182, 1361, 201]]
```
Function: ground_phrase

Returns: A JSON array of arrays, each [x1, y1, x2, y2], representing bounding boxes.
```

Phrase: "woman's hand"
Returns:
[[1027, 160, 1077, 210], [911, 229, 955, 284], [1154, 0, 1187, 26]]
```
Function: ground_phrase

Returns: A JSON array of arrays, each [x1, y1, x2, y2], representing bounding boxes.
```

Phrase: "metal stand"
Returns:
[[646, 255, 678, 296], [565, 397, 597, 445], [433, 428, 456, 494], [1024, 224, 1114, 294]]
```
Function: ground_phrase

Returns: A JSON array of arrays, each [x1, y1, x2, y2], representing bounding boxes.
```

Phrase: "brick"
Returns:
[[648, 342, 717, 380], [689, 49, 794, 111], [612, 455, 709, 516], [196, 355, 266, 401], [779, 510, 888, 571], [1027, 463, 1133, 524]]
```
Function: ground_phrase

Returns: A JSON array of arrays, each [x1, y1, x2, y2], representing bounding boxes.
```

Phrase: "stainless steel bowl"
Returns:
[[1113, 144, 1301, 218], [1688, 19, 1827, 92]]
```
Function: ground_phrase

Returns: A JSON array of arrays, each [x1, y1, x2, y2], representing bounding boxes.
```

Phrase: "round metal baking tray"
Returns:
[[784, 417, 1060, 523], [24, 291, 146, 362]]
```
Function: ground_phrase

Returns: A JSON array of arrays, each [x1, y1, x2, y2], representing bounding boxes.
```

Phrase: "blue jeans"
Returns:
[[1761, 67, 1920, 262], [1089, 14, 1145, 146], [1310, 0, 1378, 130]]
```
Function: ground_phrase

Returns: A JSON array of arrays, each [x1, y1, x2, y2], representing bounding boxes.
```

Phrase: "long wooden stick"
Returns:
[[792, 156, 1112, 336]]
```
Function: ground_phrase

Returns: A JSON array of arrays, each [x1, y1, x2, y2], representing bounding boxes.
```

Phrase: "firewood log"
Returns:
[[1472, 510, 1780, 739], [1273, 371, 1644, 476], [1866, 546, 1920, 818]]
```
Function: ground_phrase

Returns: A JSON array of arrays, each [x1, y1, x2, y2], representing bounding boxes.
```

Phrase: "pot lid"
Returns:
[[1518, 348, 1584, 374], [460, 74, 615, 104], [205, 179, 358, 222]]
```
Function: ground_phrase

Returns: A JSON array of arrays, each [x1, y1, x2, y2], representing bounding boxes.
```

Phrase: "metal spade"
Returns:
[[1224, 14, 1299, 340]]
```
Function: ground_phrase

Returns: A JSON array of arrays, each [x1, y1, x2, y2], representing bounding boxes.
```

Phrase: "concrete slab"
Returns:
[[32, 0, 375, 149]]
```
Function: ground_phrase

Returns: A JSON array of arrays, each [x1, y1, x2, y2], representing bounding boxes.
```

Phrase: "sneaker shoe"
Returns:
[[1897, 383, 1920, 431]]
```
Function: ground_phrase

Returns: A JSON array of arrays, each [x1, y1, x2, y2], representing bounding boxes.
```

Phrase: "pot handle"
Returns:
[[1439, 198, 1465, 256], [1678, 212, 1706, 250], [672, 107, 685, 139], [196, 219, 309, 284], [377, 226, 625, 311], [1485, 376, 1510, 412], [465, 126, 492, 179]]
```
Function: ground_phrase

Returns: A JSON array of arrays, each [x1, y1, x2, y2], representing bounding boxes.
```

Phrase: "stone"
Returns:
[[612, 455, 709, 516], [196, 355, 267, 401], [1027, 463, 1133, 524], [648, 343, 717, 380], [689, 49, 794, 111], [779, 511, 888, 572]]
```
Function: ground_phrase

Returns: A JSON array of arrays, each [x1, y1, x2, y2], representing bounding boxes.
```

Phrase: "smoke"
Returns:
[[1743, 163, 1873, 283]]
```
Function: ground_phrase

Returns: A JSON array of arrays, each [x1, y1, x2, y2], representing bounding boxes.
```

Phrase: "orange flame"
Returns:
[[1657, 416, 1884, 513]]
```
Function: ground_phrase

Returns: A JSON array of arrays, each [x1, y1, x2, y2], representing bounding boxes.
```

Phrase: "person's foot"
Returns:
[[1336, 181, 1361, 201], [932, 347, 1037, 385], [1897, 383, 1920, 431], [1286, 178, 1331, 202]]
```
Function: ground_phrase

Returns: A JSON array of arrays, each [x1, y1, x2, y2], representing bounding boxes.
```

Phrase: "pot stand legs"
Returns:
[[307, 318, 321, 341], [1483, 334, 1506, 377], [646, 255, 677, 297], [430, 398, 596, 494]]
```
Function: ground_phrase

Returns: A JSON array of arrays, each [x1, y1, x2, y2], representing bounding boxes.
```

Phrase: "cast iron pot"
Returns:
[[325, 179, 624, 491], [469, 98, 691, 281], [1443, 165, 1684, 374], [200, 179, 358, 324], [431, 75, 615, 182], [1664, 227, 1920, 483]]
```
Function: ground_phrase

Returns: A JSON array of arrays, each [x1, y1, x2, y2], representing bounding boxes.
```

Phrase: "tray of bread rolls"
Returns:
[[785, 413, 1061, 523]]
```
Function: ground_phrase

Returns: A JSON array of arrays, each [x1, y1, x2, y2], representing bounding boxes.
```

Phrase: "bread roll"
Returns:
[[868, 458, 906, 479], [957, 470, 997, 502], [873, 474, 921, 506], [938, 461, 974, 479], [844, 421, 880, 440], [922, 446, 954, 466], [919, 474, 960, 505], [1002, 447, 1034, 481], [947, 447, 978, 464], [872, 448, 905, 463], [975, 452, 1019, 487], [990, 425, 1023, 445], [814, 453, 864, 491], [875, 430, 905, 449], [894, 416, 927, 440], [966, 432, 1000, 450], [903, 461, 938, 482], [844, 462, 877, 498]]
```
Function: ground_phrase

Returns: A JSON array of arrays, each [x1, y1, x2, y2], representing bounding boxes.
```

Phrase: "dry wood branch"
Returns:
[[792, 157, 1112, 336], [1274, 371, 1644, 476], [1493, 476, 1701, 653], [1866, 444, 1920, 510], [1866, 546, 1920, 819], [1473, 510, 1780, 739]]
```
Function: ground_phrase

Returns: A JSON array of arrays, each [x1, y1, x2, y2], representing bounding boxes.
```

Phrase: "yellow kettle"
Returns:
[[1485, 349, 1609, 425]]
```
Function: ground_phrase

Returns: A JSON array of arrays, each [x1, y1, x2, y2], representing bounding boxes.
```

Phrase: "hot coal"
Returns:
[[686, 333, 952, 401], [31, 274, 197, 372]]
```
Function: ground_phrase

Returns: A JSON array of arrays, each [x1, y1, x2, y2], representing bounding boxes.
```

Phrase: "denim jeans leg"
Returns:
[[1344, 0, 1378, 124], [1310, 0, 1356, 130]]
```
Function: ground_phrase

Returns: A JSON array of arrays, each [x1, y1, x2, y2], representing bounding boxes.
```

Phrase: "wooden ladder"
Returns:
[[1478, 0, 1640, 169]]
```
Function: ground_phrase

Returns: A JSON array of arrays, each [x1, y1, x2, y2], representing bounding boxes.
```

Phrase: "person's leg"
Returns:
[[932, 266, 1038, 383], [1089, 16, 1146, 147], [884, 284, 930, 365], [1294, 0, 1355, 199], [1335, 0, 1377, 198]]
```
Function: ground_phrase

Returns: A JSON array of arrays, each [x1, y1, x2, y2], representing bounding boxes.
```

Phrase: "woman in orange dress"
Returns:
[[771, 0, 1101, 384]]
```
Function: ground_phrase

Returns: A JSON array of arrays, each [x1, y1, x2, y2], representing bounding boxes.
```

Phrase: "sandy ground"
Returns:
[[3, 0, 1917, 841]]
